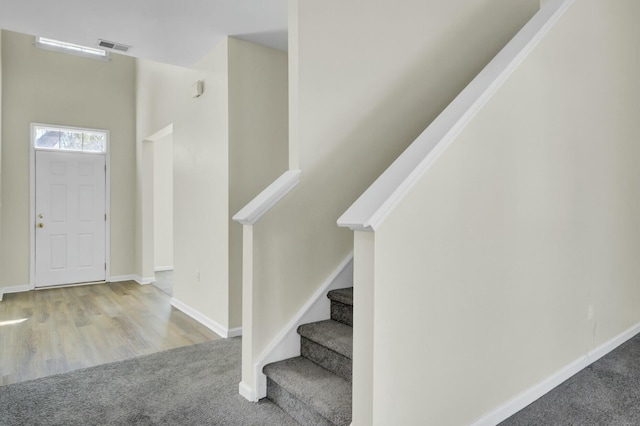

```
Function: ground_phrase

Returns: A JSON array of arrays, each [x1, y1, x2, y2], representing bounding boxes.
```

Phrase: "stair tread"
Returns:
[[264, 356, 352, 425], [298, 320, 353, 359], [327, 287, 353, 306]]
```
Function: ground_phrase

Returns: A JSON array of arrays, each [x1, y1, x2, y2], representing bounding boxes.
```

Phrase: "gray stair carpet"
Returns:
[[328, 287, 353, 326], [299, 320, 353, 359], [264, 287, 354, 425], [299, 320, 353, 382], [264, 356, 352, 426], [327, 288, 353, 306]]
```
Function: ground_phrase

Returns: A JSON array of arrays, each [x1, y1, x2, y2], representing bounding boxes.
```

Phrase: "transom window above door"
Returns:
[[33, 124, 108, 153]]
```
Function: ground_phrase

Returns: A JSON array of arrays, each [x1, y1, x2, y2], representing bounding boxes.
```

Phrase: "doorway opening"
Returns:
[[143, 124, 174, 296]]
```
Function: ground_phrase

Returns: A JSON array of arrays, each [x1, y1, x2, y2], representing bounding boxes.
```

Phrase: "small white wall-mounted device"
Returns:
[[191, 80, 204, 98]]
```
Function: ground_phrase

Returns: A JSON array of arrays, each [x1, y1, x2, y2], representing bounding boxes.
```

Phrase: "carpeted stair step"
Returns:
[[327, 287, 353, 326], [263, 356, 352, 426], [298, 320, 352, 382]]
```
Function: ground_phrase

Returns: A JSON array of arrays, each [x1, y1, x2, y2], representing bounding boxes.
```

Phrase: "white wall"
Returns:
[[135, 45, 230, 329], [368, 0, 640, 423], [153, 133, 173, 270], [245, 0, 539, 390], [136, 38, 288, 332], [0, 30, 136, 288]]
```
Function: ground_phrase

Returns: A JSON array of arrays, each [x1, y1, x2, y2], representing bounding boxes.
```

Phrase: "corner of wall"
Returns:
[[171, 296, 242, 339], [137, 44, 233, 332], [287, 0, 300, 170], [227, 37, 289, 330]]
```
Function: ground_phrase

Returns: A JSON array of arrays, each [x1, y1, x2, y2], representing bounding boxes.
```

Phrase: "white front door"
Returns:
[[35, 150, 106, 287]]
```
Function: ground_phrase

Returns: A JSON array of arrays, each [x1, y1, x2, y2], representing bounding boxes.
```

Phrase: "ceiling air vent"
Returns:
[[98, 39, 132, 53]]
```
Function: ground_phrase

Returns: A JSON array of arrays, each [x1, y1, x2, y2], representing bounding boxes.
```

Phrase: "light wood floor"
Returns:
[[0, 281, 221, 386]]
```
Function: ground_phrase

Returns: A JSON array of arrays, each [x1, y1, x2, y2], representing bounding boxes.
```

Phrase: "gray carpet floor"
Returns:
[[501, 333, 640, 425], [0, 338, 299, 426], [4, 332, 639, 425]]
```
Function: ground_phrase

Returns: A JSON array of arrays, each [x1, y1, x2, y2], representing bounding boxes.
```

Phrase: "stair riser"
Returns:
[[301, 337, 352, 383], [267, 378, 335, 426], [330, 301, 353, 327]]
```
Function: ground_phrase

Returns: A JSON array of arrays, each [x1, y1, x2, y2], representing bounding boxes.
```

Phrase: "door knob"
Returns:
[[37, 223, 44, 228]]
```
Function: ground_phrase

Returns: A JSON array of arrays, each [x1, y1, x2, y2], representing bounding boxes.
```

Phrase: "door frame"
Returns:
[[142, 123, 174, 283], [29, 122, 111, 289]]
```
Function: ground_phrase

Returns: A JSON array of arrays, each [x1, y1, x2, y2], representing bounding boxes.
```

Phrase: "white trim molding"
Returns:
[[227, 327, 243, 338], [233, 169, 301, 225], [241, 254, 353, 402], [471, 322, 640, 425], [154, 266, 174, 272], [135, 275, 156, 285], [337, 0, 575, 232], [171, 297, 242, 339], [239, 381, 255, 402], [144, 123, 173, 143], [0, 285, 32, 301], [110, 275, 156, 285], [108, 275, 137, 283]]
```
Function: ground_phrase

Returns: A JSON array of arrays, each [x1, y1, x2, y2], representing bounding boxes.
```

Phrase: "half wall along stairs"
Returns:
[[263, 288, 353, 425]]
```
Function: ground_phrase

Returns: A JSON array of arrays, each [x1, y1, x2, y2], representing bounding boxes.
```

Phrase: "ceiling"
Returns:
[[0, 0, 288, 67]]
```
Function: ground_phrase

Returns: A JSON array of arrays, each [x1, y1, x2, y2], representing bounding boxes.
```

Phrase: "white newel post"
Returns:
[[238, 224, 256, 401], [233, 170, 302, 401], [352, 231, 375, 425]]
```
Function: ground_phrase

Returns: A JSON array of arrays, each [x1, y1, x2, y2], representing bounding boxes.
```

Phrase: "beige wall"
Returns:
[[135, 46, 230, 328], [369, 0, 640, 423], [228, 38, 288, 329], [248, 0, 539, 378], [153, 133, 173, 270], [0, 30, 136, 288]]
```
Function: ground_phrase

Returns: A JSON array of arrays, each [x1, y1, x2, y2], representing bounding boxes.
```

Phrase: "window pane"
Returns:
[[59, 131, 83, 150], [82, 132, 106, 153], [35, 129, 62, 149], [34, 126, 106, 153]]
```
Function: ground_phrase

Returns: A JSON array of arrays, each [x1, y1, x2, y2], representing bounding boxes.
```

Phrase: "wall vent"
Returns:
[[98, 39, 132, 53]]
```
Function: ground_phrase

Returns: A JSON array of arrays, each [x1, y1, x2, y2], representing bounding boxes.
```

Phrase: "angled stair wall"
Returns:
[[339, 0, 640, 423]]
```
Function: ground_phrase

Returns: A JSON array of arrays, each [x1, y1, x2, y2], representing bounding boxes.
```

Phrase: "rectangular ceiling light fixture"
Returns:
[[35, 36, 109, 60]]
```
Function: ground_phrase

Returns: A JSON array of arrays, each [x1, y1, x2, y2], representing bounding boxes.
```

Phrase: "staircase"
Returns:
[[263, 287, 353, 425]]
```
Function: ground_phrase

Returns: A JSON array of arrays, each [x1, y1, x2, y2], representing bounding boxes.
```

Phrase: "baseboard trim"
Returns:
[[154, 266, 174, 272], [136, 275, 156, 285], [108, 275, 137, 283], [246, 254, 354, 401], [171, 297, 242, 339], [471, 322, 640, 425], [108, 275, 155, 285], [239, 381, 255, 401], [0, 284, 32, 301], [227, 327, 243, 338], [36, 281, 105, 291]]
